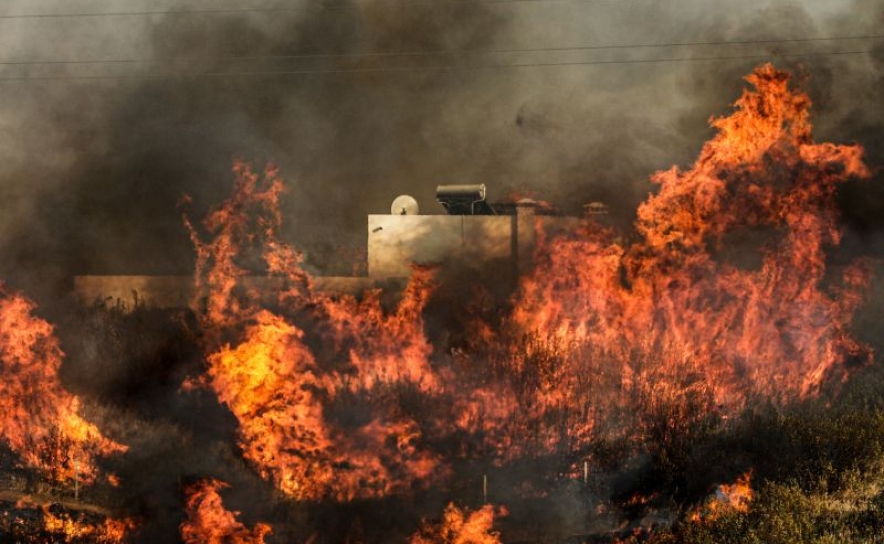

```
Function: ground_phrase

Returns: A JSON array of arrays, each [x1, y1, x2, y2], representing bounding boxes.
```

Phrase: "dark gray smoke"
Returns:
[[1, 0, 883, 302], [4, 3, 884, 541]]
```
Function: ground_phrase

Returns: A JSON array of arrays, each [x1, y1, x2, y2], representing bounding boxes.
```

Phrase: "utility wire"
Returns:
[[0, 0, 610, 20], [0, 49, 870, 82], [0, 33, 881, 67]]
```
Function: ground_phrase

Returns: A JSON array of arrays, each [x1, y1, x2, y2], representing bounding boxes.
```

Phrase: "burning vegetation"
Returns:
[[512, 64, 870, 407], [689, 471, 754, 523], [180, 479, 271, 544], [2, 64, 884, 542], [0, 286, 126, 485], [0, 500, 133, 544], [409, 503, 506, 544]]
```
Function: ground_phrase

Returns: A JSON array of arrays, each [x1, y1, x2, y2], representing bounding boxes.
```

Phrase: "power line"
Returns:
[[0, 0, 608, 20], [0, 49, 870, 82], [0, 34, 881, 67]]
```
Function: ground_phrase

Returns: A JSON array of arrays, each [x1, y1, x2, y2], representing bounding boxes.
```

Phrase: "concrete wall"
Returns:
[[367, 215, 514, 279], [73, 275, 373, 309], [74, 275, 194, 309], [73, 210, 587, 309], [367, 211, 586, 279]]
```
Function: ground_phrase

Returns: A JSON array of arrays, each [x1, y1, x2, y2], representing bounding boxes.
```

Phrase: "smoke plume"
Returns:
[[1, 0, 883, 304]]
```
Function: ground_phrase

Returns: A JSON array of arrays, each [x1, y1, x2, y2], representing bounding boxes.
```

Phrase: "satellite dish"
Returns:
[[391, 194, 420, 215]]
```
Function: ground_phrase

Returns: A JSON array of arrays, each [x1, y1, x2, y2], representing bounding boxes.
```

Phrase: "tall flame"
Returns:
[[410, 503, 506, 544], [0, 285, 126, 484], [510, 64, 871, 414], [187, 163, 444, 501], [180, 478, 272, 544], [186, 64, 873, 502]]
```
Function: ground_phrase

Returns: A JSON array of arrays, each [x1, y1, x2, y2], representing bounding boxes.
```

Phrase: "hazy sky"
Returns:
[[1, 0, 882, 299]]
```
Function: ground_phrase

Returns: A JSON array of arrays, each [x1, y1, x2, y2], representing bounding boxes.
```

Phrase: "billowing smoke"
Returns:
[[2, 2, 884, 542], [1, 0, 883, 304]]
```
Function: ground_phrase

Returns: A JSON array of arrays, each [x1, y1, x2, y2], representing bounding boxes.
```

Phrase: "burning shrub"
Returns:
[[42, 509, 135, 544], [689, 471, 753, 523], [652, 476, 884, 544], [409, 503, 506, 544], [541, 64, 864, 393], [153, 62, 884, 544], [180, 478, 272, 544], [177, 64, 877, 509], [185, 163, 446, 502], [505, 63, 872, 454], [0, 500, 135, 544], [0, 285, 126, 485]]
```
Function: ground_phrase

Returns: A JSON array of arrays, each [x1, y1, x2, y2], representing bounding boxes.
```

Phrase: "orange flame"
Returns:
[[42, 509, 136, 543], [410, 503, 507, 544], [184, 161, 312, 330], [186, 64, 873, 500], [180, 478, 272, 544], [510, 64, 871, 416], [187, 163, 445, 501], [690, 471, 754, 522], [0, 285, 126, 484]]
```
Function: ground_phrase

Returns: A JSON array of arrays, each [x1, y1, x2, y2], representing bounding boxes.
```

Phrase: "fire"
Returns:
[[318, 267, 438, 392], [203, 310, 337, 500], [510, 63, 871, 417], [42, 509, 136, 543], [409, 503, 506, 544], [187, 163, 445, 501], [690, 471, 754, 522], [0, 285, 126, 484], [180, 478, 272, 544], [0, 502, 136, 543], [183, 64, 873, 504], [184, 161, 303, 331]]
